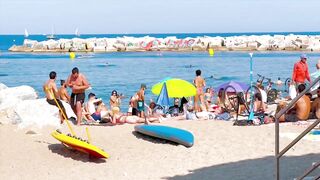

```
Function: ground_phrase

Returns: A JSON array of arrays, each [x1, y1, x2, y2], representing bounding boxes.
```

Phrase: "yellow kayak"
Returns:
[[51, 130, 109, 159]]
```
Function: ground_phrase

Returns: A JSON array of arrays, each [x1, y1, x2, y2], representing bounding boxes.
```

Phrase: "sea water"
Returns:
[[1, 34, 320, 110]]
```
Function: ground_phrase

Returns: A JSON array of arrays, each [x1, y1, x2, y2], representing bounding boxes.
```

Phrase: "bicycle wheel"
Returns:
[[245, 85, 262, 112], [223, 85, 238, 112], [267, 88, 278, 103]]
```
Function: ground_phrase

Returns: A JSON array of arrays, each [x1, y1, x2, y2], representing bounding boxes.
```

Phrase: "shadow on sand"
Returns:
[[48, 144, 106, 163], [164, 153, 320, 180], [132, 131, 180, 146]]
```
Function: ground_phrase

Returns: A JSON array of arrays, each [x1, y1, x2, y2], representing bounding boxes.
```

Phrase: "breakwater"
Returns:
[[8, 34, 320, 52]]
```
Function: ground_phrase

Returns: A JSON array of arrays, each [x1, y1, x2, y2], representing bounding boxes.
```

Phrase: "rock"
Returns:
[[0, 85, 37, 109], [15, 98, 76, 128], [93, 46, 106, 52], [0, 85, 38, 124], [0, 83, 8, 91]]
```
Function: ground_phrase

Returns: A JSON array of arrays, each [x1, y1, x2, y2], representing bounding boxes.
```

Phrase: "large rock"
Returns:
[[0, 83, 8, 91], [15, 98, 76, 128], [0, 85, 38, 124], [0, 85, 38, 110]]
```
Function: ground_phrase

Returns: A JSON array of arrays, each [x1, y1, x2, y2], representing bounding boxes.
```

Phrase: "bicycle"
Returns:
[[256, 74, 278, 104], [223, 84, 262, 121]]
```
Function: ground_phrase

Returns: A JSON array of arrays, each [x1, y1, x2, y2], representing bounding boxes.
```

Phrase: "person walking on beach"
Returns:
[[292, 54, 311, 87], [43, 71, 67, 124], [193, 69, 206, 112], [59, 79, 70, 103], [66, 67, 90, 125]]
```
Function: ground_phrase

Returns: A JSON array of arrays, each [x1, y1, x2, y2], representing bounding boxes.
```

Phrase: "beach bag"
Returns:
[[289, 84, 297, 99]]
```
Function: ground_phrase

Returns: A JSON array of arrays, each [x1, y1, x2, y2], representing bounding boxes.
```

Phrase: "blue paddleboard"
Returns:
[[134, 125, 194, 147]]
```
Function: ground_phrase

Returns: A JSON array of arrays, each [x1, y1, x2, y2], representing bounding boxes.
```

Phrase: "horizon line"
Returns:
[[1, 31, 320, 36]]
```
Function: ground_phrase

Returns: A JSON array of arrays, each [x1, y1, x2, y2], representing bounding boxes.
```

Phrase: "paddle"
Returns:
[[248, 53, 254, 120]]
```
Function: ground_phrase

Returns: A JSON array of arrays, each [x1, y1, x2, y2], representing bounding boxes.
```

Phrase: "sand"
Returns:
[[0, 120, 319, 180]]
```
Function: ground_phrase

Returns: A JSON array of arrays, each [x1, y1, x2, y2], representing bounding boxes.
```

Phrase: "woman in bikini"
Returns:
[[110, 107, 160, 125], [193, 69, 206, 112]]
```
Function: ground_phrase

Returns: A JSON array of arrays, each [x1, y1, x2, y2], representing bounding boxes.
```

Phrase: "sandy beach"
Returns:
[[0, 119, 319, 180]]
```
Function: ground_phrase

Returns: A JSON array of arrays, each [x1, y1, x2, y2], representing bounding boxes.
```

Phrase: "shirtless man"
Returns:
[[311, 87, 320, 119], [43, 71, 67, 124], [278, 84, 311, 122], [193, 69, 206, 112], [59, 80, 70, 103], [66, 67, 90, 125], [136, 84, 146, 118]]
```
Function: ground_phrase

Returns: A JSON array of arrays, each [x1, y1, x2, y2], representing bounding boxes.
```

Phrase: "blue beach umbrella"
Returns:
[[156, 82, 170, 107]]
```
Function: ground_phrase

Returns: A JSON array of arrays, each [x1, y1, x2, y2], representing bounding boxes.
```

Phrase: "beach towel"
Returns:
[[215, 112, 231, 121]]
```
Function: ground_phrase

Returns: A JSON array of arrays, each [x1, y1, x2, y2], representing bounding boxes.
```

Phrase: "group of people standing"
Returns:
[[43, 67, 90, 125]]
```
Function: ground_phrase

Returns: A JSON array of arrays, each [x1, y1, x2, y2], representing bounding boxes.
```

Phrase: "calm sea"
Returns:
[[0, 32, 320, 110]]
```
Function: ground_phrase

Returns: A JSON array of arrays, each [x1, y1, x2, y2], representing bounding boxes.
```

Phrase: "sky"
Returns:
[[0, 0, 320, 34]]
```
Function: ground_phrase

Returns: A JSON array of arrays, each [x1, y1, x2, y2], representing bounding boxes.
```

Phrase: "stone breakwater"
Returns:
[[8, 34, 320, 52]]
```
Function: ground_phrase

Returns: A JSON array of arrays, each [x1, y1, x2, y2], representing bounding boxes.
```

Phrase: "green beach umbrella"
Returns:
[[151, 78, 196, 98]]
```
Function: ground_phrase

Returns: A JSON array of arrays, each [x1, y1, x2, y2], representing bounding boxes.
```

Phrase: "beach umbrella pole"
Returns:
[[248, 53, 254, 120]]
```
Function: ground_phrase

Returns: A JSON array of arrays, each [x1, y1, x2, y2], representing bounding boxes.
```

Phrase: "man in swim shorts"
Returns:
[[136, 84, 146, 118], [66, 67, 90, 125], [43, 71, 67, 124], [278, 84, 311, 122]]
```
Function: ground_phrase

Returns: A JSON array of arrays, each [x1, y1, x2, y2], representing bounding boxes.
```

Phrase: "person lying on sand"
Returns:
[[110, 107, 160, 125]]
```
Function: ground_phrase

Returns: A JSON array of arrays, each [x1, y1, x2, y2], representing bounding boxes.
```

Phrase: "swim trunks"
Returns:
[[91, 112, 101, 121], [285, 114, 301, 122], [46, 98, 67, 117], [137, 100, 144, 112], [70, 93, 85, 106]]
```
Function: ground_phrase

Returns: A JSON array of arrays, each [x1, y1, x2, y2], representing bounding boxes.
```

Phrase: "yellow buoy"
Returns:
[[208, 48, 214, 56], [69, 52, 76, 59]]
